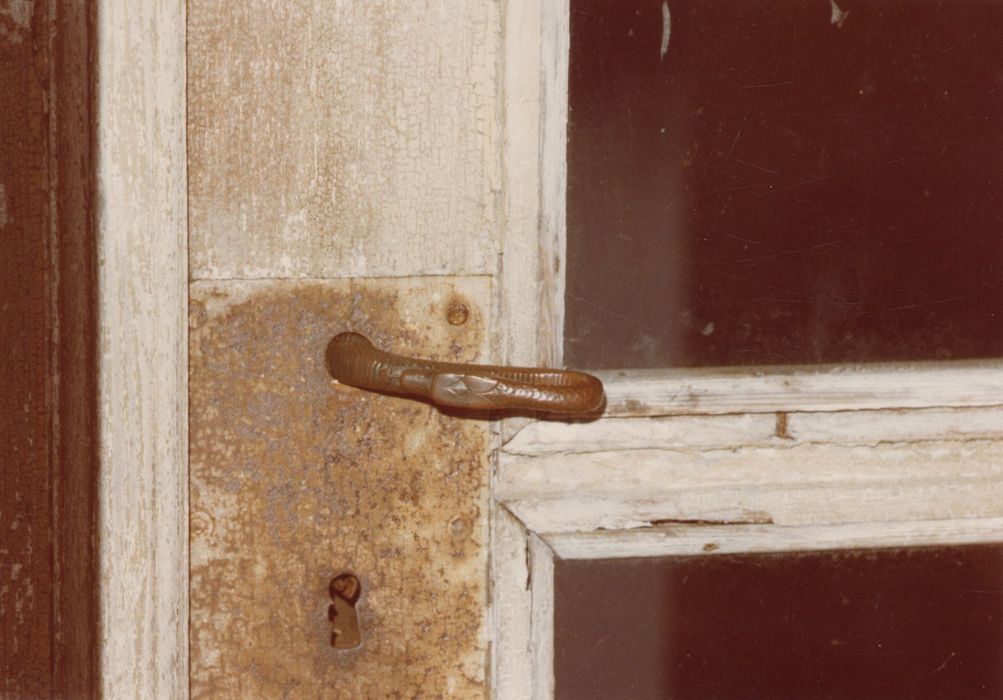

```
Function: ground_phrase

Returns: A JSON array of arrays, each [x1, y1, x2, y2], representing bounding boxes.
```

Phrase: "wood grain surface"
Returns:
[[188, 1, 501, 280], [1, 1, 97, 696]]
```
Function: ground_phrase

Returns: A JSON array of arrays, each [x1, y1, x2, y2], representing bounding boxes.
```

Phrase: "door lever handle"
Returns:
[[325, 332, 605, 415]]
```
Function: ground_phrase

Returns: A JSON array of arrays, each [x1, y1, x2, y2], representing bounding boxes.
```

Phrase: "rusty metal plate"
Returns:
[[189, 278, 490, 697]]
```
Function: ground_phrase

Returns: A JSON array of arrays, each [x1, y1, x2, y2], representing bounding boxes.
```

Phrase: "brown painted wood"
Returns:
[[50, 1, 97, 697], [0, 1, 96, 697]]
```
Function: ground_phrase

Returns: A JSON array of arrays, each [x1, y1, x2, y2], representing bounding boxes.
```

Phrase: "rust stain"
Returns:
[[189, 278, 490, 698], [446, 298, 470, 327], [775, 411, 794, 440]]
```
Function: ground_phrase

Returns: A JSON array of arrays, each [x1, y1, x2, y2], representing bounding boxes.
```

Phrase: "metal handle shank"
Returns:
[[325, 332, 605, 414]]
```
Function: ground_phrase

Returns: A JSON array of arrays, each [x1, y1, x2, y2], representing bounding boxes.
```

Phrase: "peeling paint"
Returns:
[[830, 0, 849, 28], [0, 0, 33, 43], [189, 277, 490, 698]]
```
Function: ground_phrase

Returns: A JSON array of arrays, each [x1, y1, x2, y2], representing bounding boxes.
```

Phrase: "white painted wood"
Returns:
[[785, 406, 1003, 445], [503, 406, 1003, 455], [494, 6, 563, 696], [597, 363, 1003, 416], [491, 507, 535, 700], [547, 517, 1003, 560], [504, 413, 779, 455], [538, 0, 570, 369], [188, 1, 501, 280], [96, 0, 187, 697], [500, 441, 1003, 534], [500, 0, 543, 368], [529, 534, 555, 700]]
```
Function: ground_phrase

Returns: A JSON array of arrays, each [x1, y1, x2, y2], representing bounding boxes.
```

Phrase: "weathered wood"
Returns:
[[547, 517, 1003, 560], [500, 0, 543, 368], [1, 1, 98, 696], [1, 3, 55, 694], [503, 413, 778, 456], [96, 0, 188, 697], [537, 0, 569, 368], [503, 407, 1003, 456], [528, 534, 555, 699], [188, 1, 501, 280], [490, 507, 534, 700], [597, 363, 1003, 416], [51, 0, 99, 695], [500, 440, 1003, 534]]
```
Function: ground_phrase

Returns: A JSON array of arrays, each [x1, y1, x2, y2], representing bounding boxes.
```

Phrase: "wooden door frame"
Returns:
[[93, 0, 188, 696], [4, 0, 185, 696], [3, 1, 98, 695]]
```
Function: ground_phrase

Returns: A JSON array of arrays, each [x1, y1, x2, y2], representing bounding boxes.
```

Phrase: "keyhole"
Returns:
[[328, 573, 362, 649]]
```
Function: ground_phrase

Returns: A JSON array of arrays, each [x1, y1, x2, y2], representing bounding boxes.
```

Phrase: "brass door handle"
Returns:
[[325, 332, 605, 415]]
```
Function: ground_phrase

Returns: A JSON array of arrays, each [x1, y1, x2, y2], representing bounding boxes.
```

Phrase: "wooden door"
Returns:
[[27, 0, 996, 697], [185, 1, 1003, 697], [494, 2, 1003, 698], [186, 2, 500, 696]]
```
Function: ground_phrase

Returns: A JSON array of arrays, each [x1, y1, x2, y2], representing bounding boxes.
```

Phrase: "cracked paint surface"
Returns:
[[187, 0, 501, 279], [189, 278, 490, 698]]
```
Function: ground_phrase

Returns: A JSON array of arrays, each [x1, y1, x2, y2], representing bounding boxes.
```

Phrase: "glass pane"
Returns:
[[566, 0, 1003, 369], [554, 545, 1003, 700]]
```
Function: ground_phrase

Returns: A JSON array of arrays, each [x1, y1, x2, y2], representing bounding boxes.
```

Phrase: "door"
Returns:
[[495, 1, 1003, 698], [184, 1, 1003, 698], [186, 2, 499, 696]]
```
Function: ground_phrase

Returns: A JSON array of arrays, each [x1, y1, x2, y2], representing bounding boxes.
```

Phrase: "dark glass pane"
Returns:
[[566, 0, 1003, 368], [554, 545, 1003, 700]]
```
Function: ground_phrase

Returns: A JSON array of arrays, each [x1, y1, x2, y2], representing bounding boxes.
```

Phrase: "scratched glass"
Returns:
[[566, 0, 1003, 368], [554, 545, 1003, 700]]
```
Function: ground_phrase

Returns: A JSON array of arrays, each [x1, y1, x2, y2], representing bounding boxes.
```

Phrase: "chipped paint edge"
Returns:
[[548, 517, 1003, 560], [597, 363, 1003, 416]]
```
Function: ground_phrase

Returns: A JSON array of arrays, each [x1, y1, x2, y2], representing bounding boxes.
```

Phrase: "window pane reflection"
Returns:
[[566, 0, 1003, 368], [555, 545, 1003, 700]]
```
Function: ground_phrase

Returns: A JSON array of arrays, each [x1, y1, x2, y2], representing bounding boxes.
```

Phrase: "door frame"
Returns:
[[493, 2, 1003, 696], [93, 0, 188, 696]]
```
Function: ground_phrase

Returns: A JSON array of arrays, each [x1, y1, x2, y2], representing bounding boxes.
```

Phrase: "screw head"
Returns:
[[446, 300, 469, 326]]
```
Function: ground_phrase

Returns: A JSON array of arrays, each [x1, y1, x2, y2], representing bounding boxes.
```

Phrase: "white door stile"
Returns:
[[96, 0, 188, 697], [528, 534, 556, 700], [491, 506, 535, 700]]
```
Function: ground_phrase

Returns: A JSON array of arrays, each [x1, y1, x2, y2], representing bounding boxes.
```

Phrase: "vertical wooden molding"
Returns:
[[500, 0, 569, 370], [529, 534, 555, 699], [95, 0, 188, 697], [1, 1, 57, 694], [495, 4, 563, 697], [490, 507, 535, 699], [52, 0, 99, 695], [501, 0, 544, 367], [538, 0, 569, 368], [0, 0, 101, 694]]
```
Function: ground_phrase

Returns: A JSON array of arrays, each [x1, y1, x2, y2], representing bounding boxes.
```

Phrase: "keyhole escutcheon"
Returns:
[[328, 573, 362, 649]]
